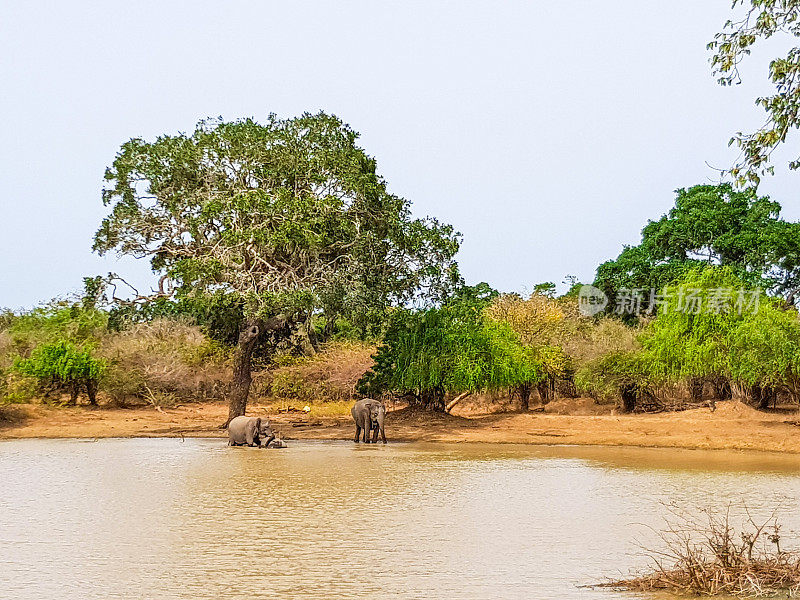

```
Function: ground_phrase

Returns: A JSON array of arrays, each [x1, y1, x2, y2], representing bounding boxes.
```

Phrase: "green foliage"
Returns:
[[107, 292, 244, 346], [575, 351, 655, 407], [613, 265, 800, 405], [727, 301, 800, 393], [595, 184, 800, 306], [270, 371, 315, 401], [532, 282, 556, 297], [8, 303, 108, 353], [358, 286, 542, 409], [13, 341, 106, 403], [95, 113, 461, 334], [641, 267, 762, 381], [709, 1, 800, 185]]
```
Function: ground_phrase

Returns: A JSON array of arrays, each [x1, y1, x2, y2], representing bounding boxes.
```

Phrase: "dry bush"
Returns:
[[98, 319, 230, 405], [606, 505, 800, 598], [0, 329, 14, 370], [254, 340, 375, 404], [567, 316, 641, 368]]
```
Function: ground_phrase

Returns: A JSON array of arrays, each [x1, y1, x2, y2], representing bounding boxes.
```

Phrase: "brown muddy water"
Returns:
[[1, 440, 799, 600]]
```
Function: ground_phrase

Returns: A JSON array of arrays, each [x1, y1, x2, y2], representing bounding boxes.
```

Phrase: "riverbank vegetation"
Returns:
[[3, 113, 800, 425]]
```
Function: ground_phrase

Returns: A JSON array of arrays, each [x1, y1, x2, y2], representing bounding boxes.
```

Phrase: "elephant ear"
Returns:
[[255, 417, 262, 430]]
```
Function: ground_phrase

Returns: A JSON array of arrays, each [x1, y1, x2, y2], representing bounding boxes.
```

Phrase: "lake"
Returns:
[[1, 439, 798, 599]]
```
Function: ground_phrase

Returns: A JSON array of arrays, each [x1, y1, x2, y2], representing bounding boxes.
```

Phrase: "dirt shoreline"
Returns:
[[1, 400, 799, 454]]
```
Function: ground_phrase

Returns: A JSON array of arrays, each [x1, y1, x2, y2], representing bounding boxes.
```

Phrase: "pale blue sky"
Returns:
[[1, 1, 797, 309]]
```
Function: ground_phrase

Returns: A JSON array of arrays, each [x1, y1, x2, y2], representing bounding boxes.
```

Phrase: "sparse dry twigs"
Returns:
[[604, 504, 800, 598]]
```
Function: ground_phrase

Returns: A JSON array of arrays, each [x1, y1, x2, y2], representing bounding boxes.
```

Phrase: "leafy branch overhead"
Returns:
[[710, 0, 800, 185]]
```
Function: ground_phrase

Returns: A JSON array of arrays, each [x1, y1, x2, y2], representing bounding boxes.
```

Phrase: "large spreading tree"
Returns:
[[94, 113, 461, 423]]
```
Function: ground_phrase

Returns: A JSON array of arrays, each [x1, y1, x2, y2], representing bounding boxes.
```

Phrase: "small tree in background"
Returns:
[[14, 341, 106, 405]]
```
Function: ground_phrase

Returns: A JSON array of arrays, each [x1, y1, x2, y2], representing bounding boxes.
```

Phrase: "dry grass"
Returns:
[[605, 505, 800, 597], [98, 319, 231, 406]]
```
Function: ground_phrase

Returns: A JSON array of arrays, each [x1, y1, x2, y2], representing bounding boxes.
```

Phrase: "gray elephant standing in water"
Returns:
[[351, 398, 387, 444], [227, 416, 275, 447]]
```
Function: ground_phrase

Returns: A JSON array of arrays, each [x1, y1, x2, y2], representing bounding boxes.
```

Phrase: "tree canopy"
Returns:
[[94, 112, 461, 332], [595, 184, 800, 310], [357, 285, 542, 410]]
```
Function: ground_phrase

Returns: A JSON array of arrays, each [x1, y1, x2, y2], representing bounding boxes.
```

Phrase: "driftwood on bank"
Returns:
[[445, 392, 473, 413]]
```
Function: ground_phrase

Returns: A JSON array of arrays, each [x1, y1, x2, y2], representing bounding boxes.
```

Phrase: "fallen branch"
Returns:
[[445, 391, 472, 413]]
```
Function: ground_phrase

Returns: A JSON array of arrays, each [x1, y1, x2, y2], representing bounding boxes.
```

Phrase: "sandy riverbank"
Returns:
[[1, 400, 799, 453]]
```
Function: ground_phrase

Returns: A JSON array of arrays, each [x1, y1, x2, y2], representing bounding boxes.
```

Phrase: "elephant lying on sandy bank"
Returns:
[[227, 416, 276, 447], [351, 398, 387, 444]]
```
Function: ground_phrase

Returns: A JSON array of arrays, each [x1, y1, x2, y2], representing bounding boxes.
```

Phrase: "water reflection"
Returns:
[[0, 439, 798, 599]]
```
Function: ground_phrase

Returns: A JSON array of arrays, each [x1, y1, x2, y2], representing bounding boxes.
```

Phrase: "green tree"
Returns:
[[357, 285, 542, 411], [14, 341, 106, 405], [727, 299, 800, 403], [709, 1, 800, 185], [94, 113, 461, 423], [639, 266, 800, 408], [595, 184, 800, 310]]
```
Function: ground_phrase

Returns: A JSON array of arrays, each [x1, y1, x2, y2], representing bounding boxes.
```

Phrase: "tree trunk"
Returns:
[[420, 387, 446, 411], [620, 384, 637, 413], [86, 379, 98, 405], [292, 320, 317, 356], [748, 384, 775, 410], [536, 377, 555, 405], [516, 383, 532, 411], [224, 316, 287, 427], [226, 320, 261, 426], [445, 391, 472, 413], [689, 377, 704, 401], [68, 382, 79, 406], [712, 378, 731, 401]]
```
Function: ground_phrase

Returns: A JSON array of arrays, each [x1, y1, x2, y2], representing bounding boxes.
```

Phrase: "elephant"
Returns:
[[351, 398, 387, 444], [227, 416, 275, 448]]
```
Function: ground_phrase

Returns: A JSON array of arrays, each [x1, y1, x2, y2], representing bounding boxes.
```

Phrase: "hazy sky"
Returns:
[[1, 1, 797, 309]]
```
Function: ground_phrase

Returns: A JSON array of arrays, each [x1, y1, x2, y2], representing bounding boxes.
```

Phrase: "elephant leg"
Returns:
[[380, 427, 387, 444], [354, 425, 361, 443]]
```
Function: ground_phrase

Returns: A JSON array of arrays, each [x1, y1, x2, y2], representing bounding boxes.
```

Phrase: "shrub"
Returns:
[[98, 318, 230, 404], [575, 351, 655, 411], [7, 303, 108, 354], [607, 506, 800, 597], [13, 340, 106, 405]]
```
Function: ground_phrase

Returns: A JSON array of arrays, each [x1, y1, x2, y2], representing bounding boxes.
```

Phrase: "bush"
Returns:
[[607, 506, 800, 597], [13, 340, 106, 405], [487, 292, 643, 406], [98, 318, 230, 404], [7, 303, 108, 354], [575, 351, 655, 411]]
